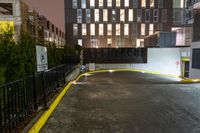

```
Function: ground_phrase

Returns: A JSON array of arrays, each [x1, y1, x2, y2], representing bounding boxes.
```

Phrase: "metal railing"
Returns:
[[0, 64, 78, 132], [194, 0, 200, 4]]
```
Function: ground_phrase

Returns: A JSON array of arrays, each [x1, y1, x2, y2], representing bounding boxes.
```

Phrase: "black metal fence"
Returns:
[[0, 64, 77, 132], [83, 48, 147, 64]]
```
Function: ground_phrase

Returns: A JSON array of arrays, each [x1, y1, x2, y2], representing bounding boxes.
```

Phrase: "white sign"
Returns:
[[89, 63, 95, 71], [36, 45, 48, 72]]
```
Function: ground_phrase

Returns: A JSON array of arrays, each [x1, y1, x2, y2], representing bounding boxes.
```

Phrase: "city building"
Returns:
[[172, 0, 194, 46], [189, 0, 200, 78], [0, 0, 65, 47], [65, 0, 173, 48]]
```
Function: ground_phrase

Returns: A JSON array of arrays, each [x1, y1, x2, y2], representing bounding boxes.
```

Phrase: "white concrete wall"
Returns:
[[65, 66, 80, 82], [95, 48, 182, 76], [189, 42, 200, 78]]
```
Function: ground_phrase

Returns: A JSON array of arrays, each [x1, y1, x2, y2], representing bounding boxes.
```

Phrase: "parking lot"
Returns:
[[41, 71, 200, 133]]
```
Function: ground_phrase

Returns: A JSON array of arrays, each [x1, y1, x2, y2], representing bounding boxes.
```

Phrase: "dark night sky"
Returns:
[[22, 0, 65, 33]]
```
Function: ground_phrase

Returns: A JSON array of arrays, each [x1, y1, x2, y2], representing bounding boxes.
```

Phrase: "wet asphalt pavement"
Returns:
[[41, 71, 200, 133]]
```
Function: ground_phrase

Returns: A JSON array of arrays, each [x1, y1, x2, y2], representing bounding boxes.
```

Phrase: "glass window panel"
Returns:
[[120, 9, 125, 22], [99, 0, 103, 7], [107, 38, 112, 48], [112, 10, 116, 21], [82, 0, 86, 8], [91, 39, 99, 48], [103, 9, 108, 21], [141, 0, 146, 7], [72, 0, 77, 8], [124, 24, 129, 36], [95, 9, 99, 22], [107, 24, 112, 36], [141, 24, 145, 35], [150, 0, 154, 7], [90, 24, 95, 36], [116, 0, 121, 7], [129, 9, 133, 21], [90, 0, 95, 7], [154, 9, 158, 22], [145, 9, 150, 22], [108, 0, 112, 7], [124, 0, 129, 7], [78, 39, 82, 46], [73, 24, 78, 36], [82, 24, 87, 36], [77, 9, 82, 23], [149, 24, 154, 35], [99, 24, 104, 36], [133, 0, 138, 8], [116, 24, 120, 36], [137, 9, 142, 22], [86, 9, 91, 23]]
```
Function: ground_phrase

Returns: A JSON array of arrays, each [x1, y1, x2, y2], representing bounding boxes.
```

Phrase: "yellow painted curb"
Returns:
[[181, 78, 200, 83], [28, 82, 72, 133], [28, 68, 199, 133]]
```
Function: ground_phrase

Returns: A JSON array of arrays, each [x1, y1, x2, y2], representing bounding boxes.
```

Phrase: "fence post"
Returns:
[[33, 74, 38, 110], [42, 72, 48, 109], [57, 67, 59, 88], [0, 89, 2, 133]]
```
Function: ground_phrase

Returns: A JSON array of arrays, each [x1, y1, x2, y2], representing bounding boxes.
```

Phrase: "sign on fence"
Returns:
[[36, 45, 48, 72]]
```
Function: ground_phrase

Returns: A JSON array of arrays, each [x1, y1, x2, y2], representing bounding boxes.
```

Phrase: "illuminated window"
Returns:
[[112, 10, 116, 21], [91, 39, 99, 48], [90, 24, 95, 36], [136, 39, 144, 48], [129, 9, 133, 21], [120, 9, 125, 22], [150, 0, 154, 7], [154, 9, 158, 22], [82, 0, 86, 8], [86, 9, 91, 23], [162, 9, 167, 22], [72, 0, 77, 8], [99, 24, 104, 36], [124, 24, 129, 36], [73, 24, 78, 36], [137, 9, 142, 22], [149, 24, 154, 35], [145, 9, 150, 22], [116, 24, 120, 36], [116, 0, 120, 7], [77, 9, 82, 23], [107, 38, 112, 48], [82, 24, 87, 36], [78, 39, 82, 46], [95, 9, 99, 22], [90, 0, 95, 7], [124, 0, 129, 7], [141, 24, 145, 35], [99, 0, 103, 7], [103, 9, 108, 21], [107, 24, 112, 36], [141, 0, 146, 7], [108, 0, 112, 7]]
